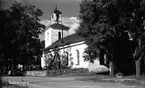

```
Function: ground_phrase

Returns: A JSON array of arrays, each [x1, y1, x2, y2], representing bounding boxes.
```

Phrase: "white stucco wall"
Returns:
[[45, 28, 52, 48], [57, 42, 88, 68], [69, 43, 88, 68], [45, 27, 69, 48], [51, 29, 68, 43]]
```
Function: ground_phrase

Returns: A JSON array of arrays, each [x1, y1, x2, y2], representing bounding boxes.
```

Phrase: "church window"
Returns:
[[58, 32, 61, 39], [47, 33, 49, 41], [65, 52, 69, 66], [76, 50, 80, 65]]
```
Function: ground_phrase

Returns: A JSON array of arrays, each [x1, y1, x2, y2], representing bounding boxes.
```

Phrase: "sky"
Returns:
[[2, 0, 82, 20], [30, 0, 82, 20]]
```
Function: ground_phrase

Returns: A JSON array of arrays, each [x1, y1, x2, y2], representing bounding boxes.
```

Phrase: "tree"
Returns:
[[78, 0, 120, 76], [78, 0, 145, 77], [103, 0, 145, 77], [0, 2, 45, 72]]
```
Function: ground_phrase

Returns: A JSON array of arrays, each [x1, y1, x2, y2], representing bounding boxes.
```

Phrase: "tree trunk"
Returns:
[[99, 49, 105, 65], [108, 41, 115, 77], [135, 57, 141, 77], [109, 61, 115, 76], [135, 38, 142, 77]]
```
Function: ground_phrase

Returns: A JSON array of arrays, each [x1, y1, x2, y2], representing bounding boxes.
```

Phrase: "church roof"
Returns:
[[50, 23, 69, 30], [45, 33, 85, 51]]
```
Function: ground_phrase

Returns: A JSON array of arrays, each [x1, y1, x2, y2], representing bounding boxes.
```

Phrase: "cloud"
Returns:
[[62, 17, 80, 26], [61, 17, 80, 35], [39, 20, 50, 27]]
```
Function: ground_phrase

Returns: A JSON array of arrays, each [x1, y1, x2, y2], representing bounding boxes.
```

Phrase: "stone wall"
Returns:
[[26, 71, 47, 76]]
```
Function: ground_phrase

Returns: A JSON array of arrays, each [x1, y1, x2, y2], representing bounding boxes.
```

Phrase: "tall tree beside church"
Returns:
[[102, 0, 145, 77], [78, 0, 145, 77], [0, 2, 45, 71], [78, 0, 121, 76]]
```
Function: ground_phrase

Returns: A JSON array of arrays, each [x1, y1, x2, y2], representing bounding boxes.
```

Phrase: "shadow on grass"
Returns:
[[95, 71, 110, 75]]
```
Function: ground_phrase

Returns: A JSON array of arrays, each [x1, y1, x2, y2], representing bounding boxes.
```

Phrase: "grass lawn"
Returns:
[[75, 73, 145, 87], [54, 69, 145, 87], [55, 69, 145, 87], [53, 69, 145, 87]]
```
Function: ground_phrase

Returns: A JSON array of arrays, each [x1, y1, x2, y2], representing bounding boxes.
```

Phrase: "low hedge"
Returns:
[[46, 68, 88, 76], [26, 71, 47, 76], [26, 68, 88, 76]]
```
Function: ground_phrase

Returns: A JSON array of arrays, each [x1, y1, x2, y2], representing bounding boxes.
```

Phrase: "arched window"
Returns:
[[47, 33, 49, 41], [76, 50, 80, 65], [66, 52, 69, 66], [58, 32, 61, 40]]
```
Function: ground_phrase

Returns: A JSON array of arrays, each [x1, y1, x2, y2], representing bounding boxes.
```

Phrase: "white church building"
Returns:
[[41, 7, 108, 72]]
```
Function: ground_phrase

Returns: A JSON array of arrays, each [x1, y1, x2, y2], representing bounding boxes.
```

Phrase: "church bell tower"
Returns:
[[51, 5, 62, 24]]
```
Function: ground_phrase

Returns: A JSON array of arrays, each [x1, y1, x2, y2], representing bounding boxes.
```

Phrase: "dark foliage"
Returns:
[[0, 2, 45, 75], [77, 0, 145, 76]]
